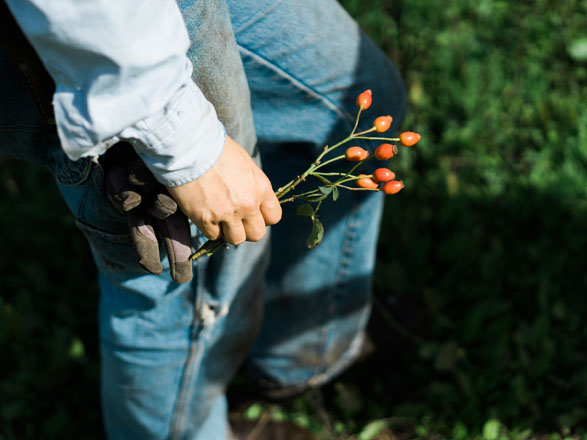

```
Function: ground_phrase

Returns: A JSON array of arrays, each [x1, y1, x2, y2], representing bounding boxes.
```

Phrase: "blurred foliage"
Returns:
[[1, 0, 587, 438], [0, 161, 102, 439]]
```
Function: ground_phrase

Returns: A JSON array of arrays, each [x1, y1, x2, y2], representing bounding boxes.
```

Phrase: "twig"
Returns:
[[246, 405, 275, 440]]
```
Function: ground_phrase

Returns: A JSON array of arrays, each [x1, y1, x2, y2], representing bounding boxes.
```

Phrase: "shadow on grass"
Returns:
[[331, 182, 587, 437], [2, 162, 586, 439]]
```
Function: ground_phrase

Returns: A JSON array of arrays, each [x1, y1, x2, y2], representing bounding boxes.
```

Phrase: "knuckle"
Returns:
[[258, 178, 272, 194], [240, 197, 258, 214]]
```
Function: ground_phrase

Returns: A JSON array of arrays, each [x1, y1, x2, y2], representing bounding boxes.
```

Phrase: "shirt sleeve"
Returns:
[[5, 0, 225, 187]]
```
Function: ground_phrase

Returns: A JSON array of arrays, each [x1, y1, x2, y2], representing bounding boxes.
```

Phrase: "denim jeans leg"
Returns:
[[90, 0, 267, 437], [227, 0, 407, 394], [2, 1, 267, 438]]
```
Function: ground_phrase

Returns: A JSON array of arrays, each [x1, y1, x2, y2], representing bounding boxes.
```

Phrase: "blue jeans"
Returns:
[[0, 0, 406, 438]]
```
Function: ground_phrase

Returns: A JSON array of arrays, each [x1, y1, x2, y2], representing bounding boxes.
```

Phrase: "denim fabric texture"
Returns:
[[0, 0, 406, 438]]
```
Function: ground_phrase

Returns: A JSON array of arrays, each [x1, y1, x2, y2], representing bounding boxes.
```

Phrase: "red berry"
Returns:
[[399, 131, 421, 147], [373, 115, 393, 132], [356, 89, 372, 110], [373, 168, 396, 183], [382, 180, 404, 195], [374, 143, 398, 160], [345, 146, 369, 162], [356, 174, 379, 189]]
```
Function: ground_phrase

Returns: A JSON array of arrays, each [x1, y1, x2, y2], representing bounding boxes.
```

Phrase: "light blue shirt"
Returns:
[[5, 0, 225, 187]]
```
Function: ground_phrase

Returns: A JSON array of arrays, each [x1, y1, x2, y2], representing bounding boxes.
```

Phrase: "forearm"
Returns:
[[5, 0, 225, 186]]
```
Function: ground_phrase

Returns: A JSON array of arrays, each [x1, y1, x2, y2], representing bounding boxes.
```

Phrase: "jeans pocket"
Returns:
[[0, 50, 92, 186], [75, 219, 146, 275], [61, 161, 146, 275]]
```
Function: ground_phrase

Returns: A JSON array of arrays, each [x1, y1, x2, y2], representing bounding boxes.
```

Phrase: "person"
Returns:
[[0, 0, 406, 438]]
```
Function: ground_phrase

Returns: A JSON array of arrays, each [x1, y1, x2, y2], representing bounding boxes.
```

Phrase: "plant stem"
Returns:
[[190, 105, 404, 261], [350, 107, 362, 135], [352, 126, 377, 137], [335, 184, 379, 191], [312, 172, 353, 176], [189, 238, 226, 260], [352, 136, 400, 142]]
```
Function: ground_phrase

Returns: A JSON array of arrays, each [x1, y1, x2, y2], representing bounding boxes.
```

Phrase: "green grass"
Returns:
[[2, 0, 587, 438]]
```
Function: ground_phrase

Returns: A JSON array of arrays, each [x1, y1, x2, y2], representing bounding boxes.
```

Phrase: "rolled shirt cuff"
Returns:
[[120, 80, 226, 187]]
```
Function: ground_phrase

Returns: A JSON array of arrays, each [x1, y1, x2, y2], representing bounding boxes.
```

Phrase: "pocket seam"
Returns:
[[74, 219, 132, 243]]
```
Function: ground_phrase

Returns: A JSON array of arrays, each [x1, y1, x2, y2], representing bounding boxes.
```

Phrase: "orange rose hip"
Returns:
[[399, 132, 421, 147], [382, 180, 404, 195], [374, 143, 398, 160], [373, 168, 396, 183], [373, 115, 393, 132], [345, 146, 369, 162], [356, 89, 373, 110], [356, 174, 379, 189]]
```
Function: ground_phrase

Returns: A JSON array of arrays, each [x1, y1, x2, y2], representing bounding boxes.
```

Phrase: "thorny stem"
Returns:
[[313, 200, 323, 215], [312, 172, 352, 176], [353, 136, 400, 142], [312, 154, 347, 172], [275, 108, 367, 199], [190, 107, 405, 261], [336, 157, 370, 184], [190, 238, 226, 260]]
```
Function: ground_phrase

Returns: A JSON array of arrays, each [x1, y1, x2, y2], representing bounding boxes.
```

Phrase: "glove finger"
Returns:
[[104, 165, 142, 211], [146, 192, 178, 220], [156, 211, 193, 284], [127, 209, 163, 275], [127, 159, 156, 187]]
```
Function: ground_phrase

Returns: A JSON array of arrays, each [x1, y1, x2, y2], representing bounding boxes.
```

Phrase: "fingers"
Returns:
[[222, 220, 247, 245], [243, 212, 268, 242], [166, 135, 284, 246], [199, 221, 222, 242], [198, 212, 271, 245], [260, 192, 282, 226], [187, 189, 281, 246]]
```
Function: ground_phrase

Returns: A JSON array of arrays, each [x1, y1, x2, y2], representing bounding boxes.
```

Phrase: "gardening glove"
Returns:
[[101, 143, 193, 283]]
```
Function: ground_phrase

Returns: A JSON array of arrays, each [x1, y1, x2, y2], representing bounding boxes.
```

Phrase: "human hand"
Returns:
[[166, 135, 282, 245]]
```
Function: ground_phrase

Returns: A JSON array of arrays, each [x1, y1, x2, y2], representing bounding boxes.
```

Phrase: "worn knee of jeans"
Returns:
[[225, 0, 406, 395]]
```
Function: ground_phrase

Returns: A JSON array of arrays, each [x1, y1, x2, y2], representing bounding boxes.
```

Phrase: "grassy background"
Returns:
[[2, 0, 587, 438]]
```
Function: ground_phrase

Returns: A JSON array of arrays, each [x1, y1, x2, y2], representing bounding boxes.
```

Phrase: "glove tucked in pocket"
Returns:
[[100, 142, 193, 284]]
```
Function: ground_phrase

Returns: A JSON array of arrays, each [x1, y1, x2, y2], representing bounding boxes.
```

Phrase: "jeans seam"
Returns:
[[237, 44, 355, 125], [169, 260, 206, 440]]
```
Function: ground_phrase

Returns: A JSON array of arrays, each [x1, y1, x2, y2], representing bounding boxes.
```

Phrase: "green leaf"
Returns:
[[332, 186, 339, 201], [483, 419, 502, 440], [306, 217, 324, 248], [296, 204, 314, 217], [358, 420, 386, 440], [68, 337, 85, 359], [243, 403, 263, 420], [568, 38, 587, 62], [318, 185, 333, 195], [314, 174, 333, 185], [302, 192, 329, 202]]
